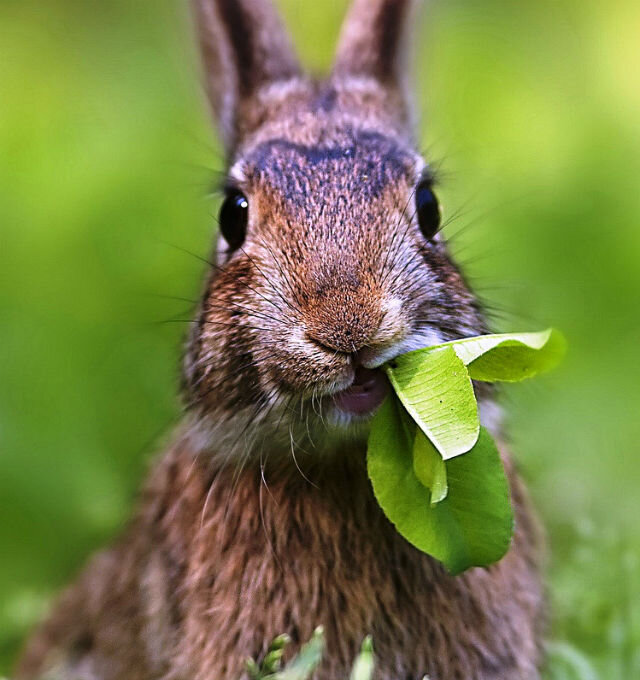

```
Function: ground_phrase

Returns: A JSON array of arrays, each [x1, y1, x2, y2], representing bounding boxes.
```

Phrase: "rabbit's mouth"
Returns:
[[331, 367, 390, 417]]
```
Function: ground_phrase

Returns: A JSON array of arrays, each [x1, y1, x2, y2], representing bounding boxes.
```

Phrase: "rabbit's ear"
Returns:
[[192, 0, 301, 151], [333, 0, 421, 127]]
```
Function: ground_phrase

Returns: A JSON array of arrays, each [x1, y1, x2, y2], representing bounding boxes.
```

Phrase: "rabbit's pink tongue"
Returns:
[[333, 367, 390, 416]]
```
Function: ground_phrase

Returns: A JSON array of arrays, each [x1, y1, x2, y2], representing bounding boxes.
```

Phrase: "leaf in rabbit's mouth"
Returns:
[[366, 328, 566, 574], [332, 367, 390, 416]]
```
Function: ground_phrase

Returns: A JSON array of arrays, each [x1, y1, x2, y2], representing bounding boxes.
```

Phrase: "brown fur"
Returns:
[[16, 1, 547, 678], [17, 435, 544, 680]]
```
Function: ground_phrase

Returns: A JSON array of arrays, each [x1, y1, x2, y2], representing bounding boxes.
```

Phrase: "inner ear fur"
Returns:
[[333, 0, 421, 129], [192, 0, 301, 153]]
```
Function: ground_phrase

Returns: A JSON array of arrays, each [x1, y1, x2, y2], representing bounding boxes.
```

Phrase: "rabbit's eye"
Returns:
[[415, 181, 441, 241], [219, 191, 249, 251]]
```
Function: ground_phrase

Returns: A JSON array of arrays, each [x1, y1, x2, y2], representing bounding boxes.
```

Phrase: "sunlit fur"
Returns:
[[16, 2, 545, 679]]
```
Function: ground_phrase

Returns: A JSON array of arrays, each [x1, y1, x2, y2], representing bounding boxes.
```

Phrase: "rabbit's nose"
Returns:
[[302, 271, 400, 354], [305, 320, 376, 355], [304, 297, 383, 355], [305, 293, 408, 363]]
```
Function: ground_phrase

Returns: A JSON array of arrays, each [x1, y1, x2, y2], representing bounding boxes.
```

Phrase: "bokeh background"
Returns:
[[1, 0, 639, 676]]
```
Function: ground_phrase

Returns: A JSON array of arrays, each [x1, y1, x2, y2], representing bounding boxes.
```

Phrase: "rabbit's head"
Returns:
[[183, 0, 485, 457]]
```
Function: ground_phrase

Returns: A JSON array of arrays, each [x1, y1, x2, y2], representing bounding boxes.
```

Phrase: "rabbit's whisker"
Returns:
[[159, 239, 291, 318], [162, 319, 273, 335], [258, 446, 284, 571], [288, 424, 319, 489], [147, 293, 199, 305], [219, 393, 277, 523], [203, 299, 291, 328], [239, 245, 303, 319], [380, 189, 417, 287], [206, 298, 288, 327], [257, 235, 306, 314], [195, 350, 283, 400]]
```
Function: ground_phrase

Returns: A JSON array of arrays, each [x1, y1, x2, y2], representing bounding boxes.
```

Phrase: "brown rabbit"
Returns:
[[16, 1, 546, 678]]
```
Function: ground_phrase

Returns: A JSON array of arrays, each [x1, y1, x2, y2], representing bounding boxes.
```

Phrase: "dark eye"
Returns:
[[219, 190, 249, 251], [415, 181, 441, 240]]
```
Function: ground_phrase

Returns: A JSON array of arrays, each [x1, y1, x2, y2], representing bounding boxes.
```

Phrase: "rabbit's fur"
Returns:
[[16, 1, 546, 678]]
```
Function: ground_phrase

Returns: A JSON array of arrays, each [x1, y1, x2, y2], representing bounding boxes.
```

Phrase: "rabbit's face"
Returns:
[[183, 85, 484, 452], [185, 0, 485, 455]]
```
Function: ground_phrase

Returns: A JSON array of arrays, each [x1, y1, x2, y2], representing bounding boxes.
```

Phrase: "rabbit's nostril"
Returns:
[[305, 331, 359, 355], [306, 320, 380, 355]]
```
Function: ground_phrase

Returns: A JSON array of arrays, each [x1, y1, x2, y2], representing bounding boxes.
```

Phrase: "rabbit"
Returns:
[[15, 0, 546, 679]]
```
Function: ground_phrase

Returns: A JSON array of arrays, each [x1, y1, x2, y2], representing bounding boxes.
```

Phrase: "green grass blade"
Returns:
[[349, 636, 375, 680]]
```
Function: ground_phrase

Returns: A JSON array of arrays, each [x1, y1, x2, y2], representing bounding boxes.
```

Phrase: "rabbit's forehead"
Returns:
[[236, 129, 421, 204]]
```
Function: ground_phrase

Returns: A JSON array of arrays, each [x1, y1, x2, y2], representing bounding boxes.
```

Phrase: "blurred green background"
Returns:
[[1, 0, 639, 676]]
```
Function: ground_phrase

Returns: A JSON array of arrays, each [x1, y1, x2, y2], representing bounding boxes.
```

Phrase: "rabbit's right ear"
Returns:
[[191, 0, 301, 153], [333, 0, 421, 131]]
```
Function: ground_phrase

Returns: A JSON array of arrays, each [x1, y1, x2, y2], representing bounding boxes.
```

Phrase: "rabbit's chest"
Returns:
[[145, 448, 541, 680]]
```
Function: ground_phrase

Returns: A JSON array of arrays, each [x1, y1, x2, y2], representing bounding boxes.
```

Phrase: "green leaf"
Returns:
[[439, 429, 514, 572], [275, 626, 324, 680], [349, 636, 375, 680], [445, 328, 565, 382], [367, 328, 562, 573], [413, 430, 448, 505], [385, 345, 479, 460], [368, 400, 513, 574]]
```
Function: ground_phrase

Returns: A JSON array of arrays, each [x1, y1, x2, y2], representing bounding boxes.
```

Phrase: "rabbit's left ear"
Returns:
[[192, 0, 301, 153], [333, 0, 421, 129]]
